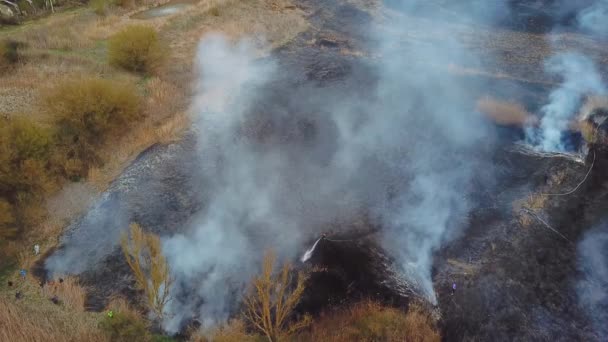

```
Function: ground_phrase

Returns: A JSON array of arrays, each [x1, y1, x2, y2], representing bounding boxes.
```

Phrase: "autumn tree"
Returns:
[[120, 223, 173, 320], [243, 250, 311, 342]]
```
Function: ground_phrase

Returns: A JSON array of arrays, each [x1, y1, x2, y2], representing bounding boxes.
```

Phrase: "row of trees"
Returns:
[[118, 226, 440, 341]]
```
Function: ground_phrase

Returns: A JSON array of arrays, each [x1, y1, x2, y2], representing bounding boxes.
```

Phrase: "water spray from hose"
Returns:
[[301, 236, 324, 263]]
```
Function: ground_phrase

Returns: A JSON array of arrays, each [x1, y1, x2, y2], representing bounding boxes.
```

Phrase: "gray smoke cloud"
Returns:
[[578, 0, 608, 37], [530, 53, 605, 151], [526, 0, 608, 152], [577, 224, 608, 340], [162, 1, 502, 331]]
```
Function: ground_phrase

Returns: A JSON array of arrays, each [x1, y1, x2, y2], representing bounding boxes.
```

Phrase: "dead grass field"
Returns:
[[0, 274, 105, 341]]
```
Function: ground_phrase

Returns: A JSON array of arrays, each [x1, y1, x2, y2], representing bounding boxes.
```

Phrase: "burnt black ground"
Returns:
[[40, 0, 608, 340]]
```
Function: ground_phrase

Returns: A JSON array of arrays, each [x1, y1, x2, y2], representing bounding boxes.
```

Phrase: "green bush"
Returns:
[[108, 25, 166, 74], [45, 77, 142, 175], [99, 312, 151, 342]]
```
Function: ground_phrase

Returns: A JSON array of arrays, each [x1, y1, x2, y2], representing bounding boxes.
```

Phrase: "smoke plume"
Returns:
[[577, 224, 608, 340], [161, 1, 503, 331], [530, 53, 605, 151], [526, 1, 607, 152], [577, 0, 608, 37]]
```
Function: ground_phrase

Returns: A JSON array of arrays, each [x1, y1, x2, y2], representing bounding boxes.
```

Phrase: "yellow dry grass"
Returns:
[[578, 96, 608, 120], [41, 276, 87, 312], [298, 300, 440, 342], [0, 275, 105, 342], [192, 319, 258, 342], [106, 296, 141, 317], [88, 110, 189, 189], [476, 96, 536, 126], [0, 298, 107, 342], [161, 0, 307, 84]]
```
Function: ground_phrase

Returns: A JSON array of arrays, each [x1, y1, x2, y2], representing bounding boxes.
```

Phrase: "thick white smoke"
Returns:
[[527, 1, 607, 152], [531, 53, 605, 151], [162, 35, 290, 331], [577, 225, 608, 340], [162, 2, 499, 330], [578, 0, 608, 37]]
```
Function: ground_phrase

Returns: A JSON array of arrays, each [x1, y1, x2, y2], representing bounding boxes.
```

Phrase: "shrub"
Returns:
[[298, 301, 440, 342], [108, 25, 166, 74], [0, 118, 54, 200], [100, 311, 150, 342], [91, 0, 109, 16], [45, 77, 141, 175], [0, 39, 25, 72]]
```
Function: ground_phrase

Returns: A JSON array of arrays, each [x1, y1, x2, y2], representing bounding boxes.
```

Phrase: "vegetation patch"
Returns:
[[45, 77, 142, 178], [108, 25, 166, 74], [0, 39, 25, 71], [297, 301, 440, 342]]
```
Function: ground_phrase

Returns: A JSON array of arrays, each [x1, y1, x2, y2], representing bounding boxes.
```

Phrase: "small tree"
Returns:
[[120, 223, 173, 320], [243, 250, 311, 342]]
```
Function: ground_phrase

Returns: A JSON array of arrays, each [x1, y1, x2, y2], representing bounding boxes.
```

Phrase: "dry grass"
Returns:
[[41, 276, 87, 312], [0, 298, 107, 342], [145, 76, 185, 120], [514, 192, 550, 228], [298, 300, 440, 342], [105, 296, 145, 321], [45, 182, 96, 225], [578, 96, 608, 120], [88, 111, 189, 189], [162, 0, 307, 84], [192, 319, 259, 342], [0, 0, 305, 338], [476, 96, 536, 126], [447, 258, 479, 275]]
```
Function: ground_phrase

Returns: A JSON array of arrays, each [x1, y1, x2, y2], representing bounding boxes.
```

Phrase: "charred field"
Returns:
[[31, 0, 608, 340]]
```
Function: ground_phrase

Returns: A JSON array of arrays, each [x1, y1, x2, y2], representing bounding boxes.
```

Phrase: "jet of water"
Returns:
[[301, 237, 323, 262]]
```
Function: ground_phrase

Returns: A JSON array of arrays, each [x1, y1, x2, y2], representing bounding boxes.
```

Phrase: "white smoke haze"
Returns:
[[161, 1, 502, 330], [577, 224, 608, 340], [530, 53, 606, 152], [578, 0, 608, 37], [525, 0, 608, 152]]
